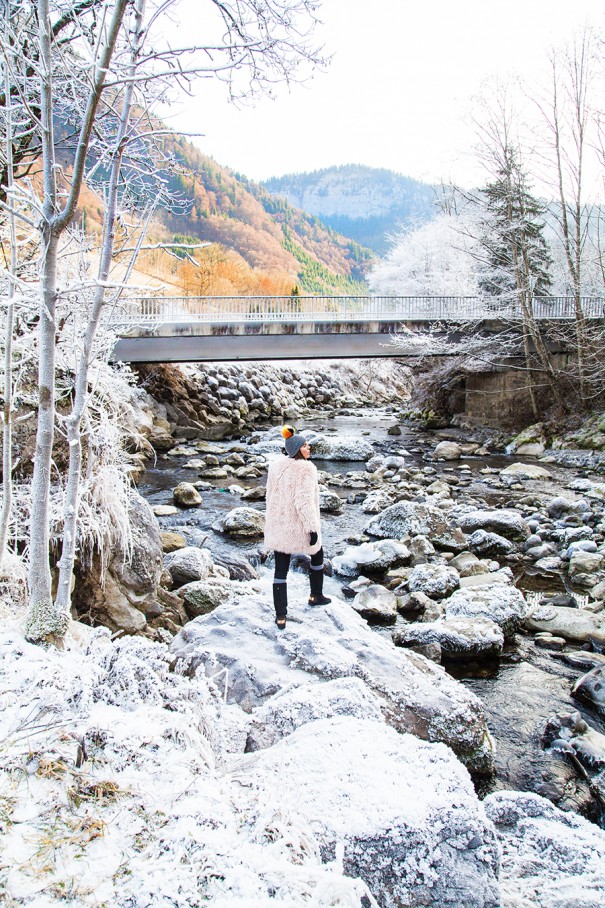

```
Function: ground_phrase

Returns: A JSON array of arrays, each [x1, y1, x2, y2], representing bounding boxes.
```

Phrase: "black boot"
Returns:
[[273, 583, 288, 628], [308, 569, 331, 606]]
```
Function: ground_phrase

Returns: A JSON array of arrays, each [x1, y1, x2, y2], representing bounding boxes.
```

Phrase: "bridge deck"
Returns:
[[109, 295, 604, 363]]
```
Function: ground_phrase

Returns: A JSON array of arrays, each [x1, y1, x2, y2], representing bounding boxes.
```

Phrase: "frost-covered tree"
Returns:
[[535, 27, 600, 406], [368, 212, 479, 298], [478, 145, 553, 300], [0, 0, 325, 643]]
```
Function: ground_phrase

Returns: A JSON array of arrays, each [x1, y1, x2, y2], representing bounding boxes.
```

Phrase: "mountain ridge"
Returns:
[[263, 164, 438, 255]]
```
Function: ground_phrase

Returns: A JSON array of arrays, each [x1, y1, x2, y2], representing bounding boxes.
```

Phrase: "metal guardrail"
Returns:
[[110, 295, 605, 325]]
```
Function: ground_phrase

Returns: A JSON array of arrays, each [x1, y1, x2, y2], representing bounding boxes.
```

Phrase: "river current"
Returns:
[[138, 408, 605, 824]]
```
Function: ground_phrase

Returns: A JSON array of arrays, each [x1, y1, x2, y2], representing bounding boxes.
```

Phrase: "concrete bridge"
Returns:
[[110, 294, 604, 363]]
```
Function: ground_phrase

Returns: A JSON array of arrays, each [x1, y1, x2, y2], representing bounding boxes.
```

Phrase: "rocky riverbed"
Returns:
[[84, 360, 605, 827], [5, 360, 605, 907]]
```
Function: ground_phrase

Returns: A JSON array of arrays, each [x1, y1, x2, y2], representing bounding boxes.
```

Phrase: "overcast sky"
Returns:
[[164, 0, 604, 187]]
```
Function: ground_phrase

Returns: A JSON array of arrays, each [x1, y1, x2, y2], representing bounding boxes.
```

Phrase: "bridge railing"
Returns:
[[110, 295, 605, 324]]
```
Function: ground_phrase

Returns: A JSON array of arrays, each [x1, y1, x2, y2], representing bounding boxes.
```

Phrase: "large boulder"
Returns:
[[393, 617, 504, 662], [170, 592, 495, 775], [456, 508, 530, 541], [229, 717, 500, 908], [484, 791, 605, 908], [445, 584, 529, 640], [245, 677, 384, 751], [365, 502, 467, 552], [72, 492, 163, 634], [524, 604, 605, 645]]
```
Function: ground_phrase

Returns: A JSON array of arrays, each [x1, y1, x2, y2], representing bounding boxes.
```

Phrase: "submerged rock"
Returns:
[[572, 665, 605, 716]]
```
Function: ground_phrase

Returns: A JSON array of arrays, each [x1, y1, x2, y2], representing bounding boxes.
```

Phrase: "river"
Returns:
[[138, 408, 605, 825]]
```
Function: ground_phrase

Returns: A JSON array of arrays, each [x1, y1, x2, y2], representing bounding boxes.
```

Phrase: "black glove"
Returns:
[[309, 531, 318, 546]]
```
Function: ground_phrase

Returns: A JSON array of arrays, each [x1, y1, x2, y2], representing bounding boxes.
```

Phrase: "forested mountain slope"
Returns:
[[74, 132, 375, 296], [264, 165, 438, 255]]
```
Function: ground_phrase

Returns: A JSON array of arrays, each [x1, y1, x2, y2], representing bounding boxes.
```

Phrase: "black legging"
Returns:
[[274, 547, 324, 581]]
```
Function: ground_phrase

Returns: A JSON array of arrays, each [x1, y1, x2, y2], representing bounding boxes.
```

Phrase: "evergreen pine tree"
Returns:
[[479, 146, 553, 299]]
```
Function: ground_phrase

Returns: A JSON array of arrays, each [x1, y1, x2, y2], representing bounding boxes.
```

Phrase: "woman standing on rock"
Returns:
[[264, 426, 331, 629]]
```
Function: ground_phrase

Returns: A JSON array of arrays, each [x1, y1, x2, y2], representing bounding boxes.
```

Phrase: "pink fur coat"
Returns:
[[264, 456, 322, 555]]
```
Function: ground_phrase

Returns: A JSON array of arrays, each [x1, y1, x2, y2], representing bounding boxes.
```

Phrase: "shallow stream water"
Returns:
[[138, 409, 605, 823]]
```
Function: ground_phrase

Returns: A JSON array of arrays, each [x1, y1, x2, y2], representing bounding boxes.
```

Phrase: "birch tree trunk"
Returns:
[[0, 1, 17, 568], [26, 0, 130, 642], [54, 0, 147, 616], [26, 0, 61, 638]]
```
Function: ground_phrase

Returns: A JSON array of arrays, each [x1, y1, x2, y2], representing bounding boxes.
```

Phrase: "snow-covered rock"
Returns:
[[212, 506, 265, 537], [164, 545, 214, 588], [408, 563, 461, 599], [73, 492, 163, 634], [332, 539, 410, 577], [365, 501, 467, 551], [170, 591, 494, 774], [484, 791, 605, 908], [304, 431, 374, 461], [445, 585, 529, 640], [361, 488, 396, 513], [229, 717, 500, 908], [456, 508, 530, 541], [466, 529, 515, 557], [318, 487, 344, 513], [351, 584, 398, 623], [393, 617, 504, 661], [178, 578, 233, 618], [245, 677, 383, 751]]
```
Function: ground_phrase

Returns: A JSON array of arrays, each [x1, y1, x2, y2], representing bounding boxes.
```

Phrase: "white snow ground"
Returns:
[[2, 574, 605, 907]]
